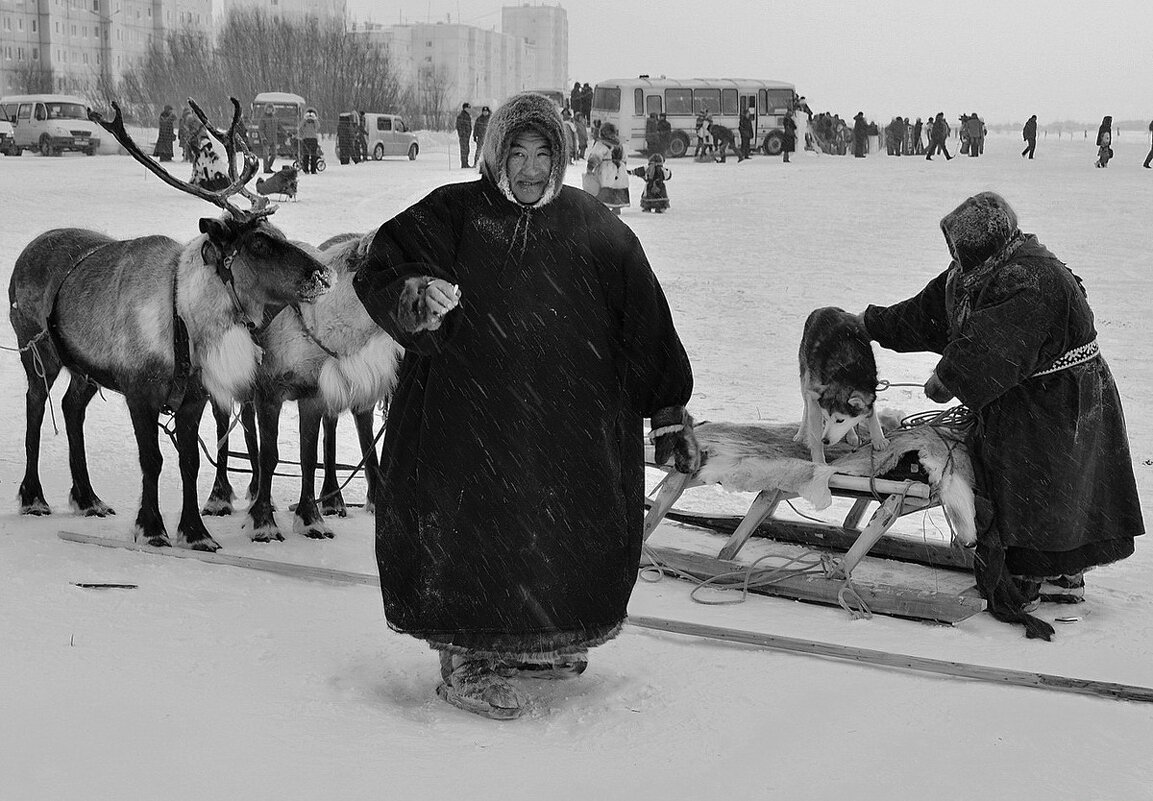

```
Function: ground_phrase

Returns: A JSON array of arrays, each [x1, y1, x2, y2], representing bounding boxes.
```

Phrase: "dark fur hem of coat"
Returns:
[[419, 621, 623, 659]]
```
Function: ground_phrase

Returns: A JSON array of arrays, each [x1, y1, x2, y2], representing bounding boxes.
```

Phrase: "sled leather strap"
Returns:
[[1030, 339, 1099, 378]]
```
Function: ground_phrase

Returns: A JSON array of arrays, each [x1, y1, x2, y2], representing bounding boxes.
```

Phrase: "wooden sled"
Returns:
[[641, 421, 985, 624]]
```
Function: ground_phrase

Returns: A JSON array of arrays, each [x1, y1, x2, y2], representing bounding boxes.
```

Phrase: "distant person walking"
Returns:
[[584, 121, 630, 214], [1095, 115, 1113, 168], [781, 109, 797, 163], [925, 112, 953, 160], [1143, 119, 1153, 168], [631, 152, 672, 213], [1022, 114, 1038, 159], [299, 107, 321, 174], [456, 102, 473, 168], [259, 106, 280, 173], [964, 113, 983, 158]]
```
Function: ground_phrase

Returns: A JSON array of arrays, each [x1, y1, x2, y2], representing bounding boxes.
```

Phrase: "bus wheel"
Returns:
[[667, 133, 690, 158], [762, 133, 783, 156]]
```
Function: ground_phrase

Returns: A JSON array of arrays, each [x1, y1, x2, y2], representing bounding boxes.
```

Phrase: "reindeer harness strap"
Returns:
[[292, 304, 340, 359]]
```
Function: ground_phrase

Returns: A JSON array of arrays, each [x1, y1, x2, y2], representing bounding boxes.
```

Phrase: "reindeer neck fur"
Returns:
[[176, 237, 263, 408], [286, 265, 403, 413]]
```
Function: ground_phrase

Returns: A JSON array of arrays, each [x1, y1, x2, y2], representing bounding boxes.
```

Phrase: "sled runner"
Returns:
[[642, 419, 985, 624]]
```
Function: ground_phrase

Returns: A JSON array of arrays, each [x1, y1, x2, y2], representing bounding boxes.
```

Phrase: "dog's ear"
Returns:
[[848, 392, 869, 413]]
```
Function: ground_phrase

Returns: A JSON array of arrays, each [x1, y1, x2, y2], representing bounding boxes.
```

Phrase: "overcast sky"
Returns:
[[345, 0, 1153, 126]]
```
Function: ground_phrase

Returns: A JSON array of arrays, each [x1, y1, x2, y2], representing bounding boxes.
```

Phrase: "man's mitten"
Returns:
[[924, 371, 954, 403], [651, 406, 702, 475]]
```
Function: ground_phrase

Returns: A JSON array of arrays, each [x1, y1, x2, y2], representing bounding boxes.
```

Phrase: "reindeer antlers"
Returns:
[[88, 99, 276, 224]]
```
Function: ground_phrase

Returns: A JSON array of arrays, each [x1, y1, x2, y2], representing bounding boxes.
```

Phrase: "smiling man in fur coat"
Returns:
[[353, 92, 698, 719], [862, 191, 1144, 640]]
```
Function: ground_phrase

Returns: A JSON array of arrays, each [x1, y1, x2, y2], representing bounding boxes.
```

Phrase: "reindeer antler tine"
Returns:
[[91, 96, 252, 221]]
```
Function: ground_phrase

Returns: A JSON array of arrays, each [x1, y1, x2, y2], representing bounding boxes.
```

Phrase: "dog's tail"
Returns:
[[936, 469, 977, 547]]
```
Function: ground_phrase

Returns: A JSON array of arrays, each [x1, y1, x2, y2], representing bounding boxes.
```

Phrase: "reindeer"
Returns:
[[8, 99, 331, 552], [203, 230, 403, 541]]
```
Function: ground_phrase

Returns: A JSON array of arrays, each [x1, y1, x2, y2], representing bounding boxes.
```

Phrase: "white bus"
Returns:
[[590, 76, 798, 158]]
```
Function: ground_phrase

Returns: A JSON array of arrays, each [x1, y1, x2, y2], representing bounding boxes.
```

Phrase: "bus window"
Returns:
[[593, 85, 621, 112], [665, 88, 692, 115], [766, 88, 793, 113], [634, 88, 644, 116], [693, 89, 720, 115], [645, 95, 663, 115], [757, 90, 768, 115], [721, 89, 738, 116]]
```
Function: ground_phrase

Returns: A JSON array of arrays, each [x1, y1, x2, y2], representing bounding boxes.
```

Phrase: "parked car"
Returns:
[[0, 94, 101, 156], [363, 112, 419, 160]]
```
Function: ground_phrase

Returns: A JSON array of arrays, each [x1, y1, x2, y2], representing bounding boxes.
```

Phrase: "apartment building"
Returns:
[[501, 3, 566, 92], [220, 0, 347, 22], [0, 0, 212, 97]]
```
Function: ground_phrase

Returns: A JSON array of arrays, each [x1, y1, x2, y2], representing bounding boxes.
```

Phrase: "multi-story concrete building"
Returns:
[[501, 4, 566, 93], [354, 4, 567, 108], [357, 20, 530, 106], [220, 0, 347, 22], [0, 0, 212, 97]]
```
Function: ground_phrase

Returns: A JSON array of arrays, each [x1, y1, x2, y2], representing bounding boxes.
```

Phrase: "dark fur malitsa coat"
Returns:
[[353, 92, 692, 656], [864, 192, 1144, 583]]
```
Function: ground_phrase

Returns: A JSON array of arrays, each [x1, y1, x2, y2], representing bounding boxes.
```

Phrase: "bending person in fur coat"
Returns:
[[353, 92, 698, 720], [862, 191, 1144, 640]]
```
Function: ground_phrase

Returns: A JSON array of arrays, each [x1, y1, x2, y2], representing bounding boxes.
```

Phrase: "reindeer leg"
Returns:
[[17, 339, 60, 516], [247, 395, 284, 542], [202, 403, 236, 515], [319, 412, 346, 517], [241, 401, 260, 501], [353, 407, 382, 515], [126, 398, 170, 547], [295, 398, 333, 538], [174, 394, 220, 552], [63, 375, 115, 516]]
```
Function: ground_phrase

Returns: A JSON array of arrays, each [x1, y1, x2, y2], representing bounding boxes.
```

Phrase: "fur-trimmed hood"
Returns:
[[479, 92, 569, 208], [940, 191, 1020, 270]]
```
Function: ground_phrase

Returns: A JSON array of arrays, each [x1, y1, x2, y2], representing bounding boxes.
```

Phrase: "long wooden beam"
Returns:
[[628, 615, 1153, 704]]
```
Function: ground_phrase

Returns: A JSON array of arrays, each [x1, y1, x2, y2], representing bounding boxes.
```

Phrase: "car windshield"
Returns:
[[46, 103, 87, 120]]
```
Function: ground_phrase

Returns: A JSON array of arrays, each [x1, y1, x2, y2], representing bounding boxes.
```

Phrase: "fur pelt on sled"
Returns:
[[692, 415, 976, 546]]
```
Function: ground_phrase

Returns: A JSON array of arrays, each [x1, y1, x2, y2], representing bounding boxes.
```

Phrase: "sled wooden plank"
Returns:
[[645, 503, 974, 571], [57, 531, 379, 587], [629, 615, 1153, 704], [717, 489, 785, 561], [642, 545, 984, 623]]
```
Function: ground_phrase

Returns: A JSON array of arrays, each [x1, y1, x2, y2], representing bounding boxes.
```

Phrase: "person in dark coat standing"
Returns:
[[656, 112, 672, 157], [644, 112, 660, 156], [471, 105, 491, 167], [737, 108, 754, 161], [299, 107, 320, 174], [154, 105, 176, 162], [259, 106, 281, 173], [352, 91, 698, 720], [455, 102, 473, 168], [863, 192, 1144, 641], [781, 109, 797, 162], [852, 112, 868, 157], [1021, 114, 1038, 159], [1095, 115, 1113, 167]]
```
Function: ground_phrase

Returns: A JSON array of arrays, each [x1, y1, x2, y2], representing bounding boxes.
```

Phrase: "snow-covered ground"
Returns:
[[2, 131, 1152, 801]]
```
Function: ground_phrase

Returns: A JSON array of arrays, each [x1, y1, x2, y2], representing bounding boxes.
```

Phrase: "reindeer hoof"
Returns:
[[293, 517, 334, 540], [140, 535, 172, 548], [251, 527, 285, 543], [186, 538, 222, 552], [201, 497, 235, 516], [20, 500, 52, 516]]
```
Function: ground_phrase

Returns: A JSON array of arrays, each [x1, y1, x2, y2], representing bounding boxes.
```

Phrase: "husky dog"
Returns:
[[795, 306, 889, 464], [256, 165, 299, 200]]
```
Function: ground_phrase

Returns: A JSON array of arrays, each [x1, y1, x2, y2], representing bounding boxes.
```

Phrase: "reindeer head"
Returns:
[[90, 97, 331, 316]]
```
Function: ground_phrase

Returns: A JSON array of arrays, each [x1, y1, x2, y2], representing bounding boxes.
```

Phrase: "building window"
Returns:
[[32, 47, 39, 60]]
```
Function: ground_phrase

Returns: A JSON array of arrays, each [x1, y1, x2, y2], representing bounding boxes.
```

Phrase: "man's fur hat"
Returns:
[[480, 92, 568, 207], [940, 191, 1019, 269]]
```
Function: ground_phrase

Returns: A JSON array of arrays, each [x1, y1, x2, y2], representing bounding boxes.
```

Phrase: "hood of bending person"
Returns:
[[940, 191, 1020, 270], [478, 92, 569, 209]]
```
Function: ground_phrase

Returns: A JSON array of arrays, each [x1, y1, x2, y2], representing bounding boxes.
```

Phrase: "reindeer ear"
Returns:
[[199, 217, 228, 240]]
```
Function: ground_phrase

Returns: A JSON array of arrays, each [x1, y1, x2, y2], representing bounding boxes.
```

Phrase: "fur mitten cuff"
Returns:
[[396, 277, 441, 333], [651, 406, 702, 475]]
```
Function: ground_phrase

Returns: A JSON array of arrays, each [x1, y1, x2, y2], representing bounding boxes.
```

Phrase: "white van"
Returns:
[[0, 94, 102, 156], [363, 112, 419, 160]]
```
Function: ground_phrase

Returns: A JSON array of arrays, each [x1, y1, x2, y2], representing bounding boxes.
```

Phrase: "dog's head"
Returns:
[[818, 387, 876, 446]]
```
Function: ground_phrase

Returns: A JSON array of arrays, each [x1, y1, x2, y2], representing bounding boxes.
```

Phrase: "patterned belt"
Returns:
[[1031, 339, 1100, 378]]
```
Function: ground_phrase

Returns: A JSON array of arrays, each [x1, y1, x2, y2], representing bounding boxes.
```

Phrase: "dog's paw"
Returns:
[[871, 434, 890, 450]]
